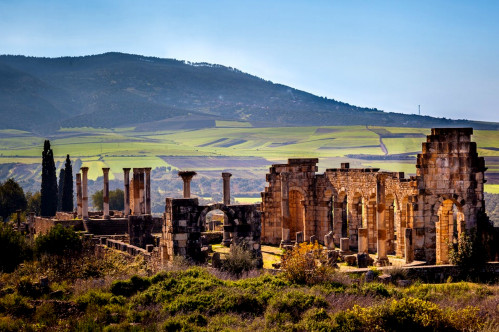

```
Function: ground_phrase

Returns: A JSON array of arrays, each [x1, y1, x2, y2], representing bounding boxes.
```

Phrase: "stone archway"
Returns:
[[436, 198, 465, 264]]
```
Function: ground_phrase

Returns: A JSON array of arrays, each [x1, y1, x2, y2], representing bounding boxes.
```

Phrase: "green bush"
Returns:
[[265, 289, 328, 327], [221, 243, 257, 276], [334, 297, 484, 331], [0, 223, 32, 272], [110, 275, 151, 297], [35, 224, 82, 257]]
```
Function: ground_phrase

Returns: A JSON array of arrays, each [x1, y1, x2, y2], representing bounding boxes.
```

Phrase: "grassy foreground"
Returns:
[[1, 265, 498, 331]]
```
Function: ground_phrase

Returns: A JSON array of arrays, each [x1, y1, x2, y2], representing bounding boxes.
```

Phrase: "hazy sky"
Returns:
[[1, 0, 498, 122]]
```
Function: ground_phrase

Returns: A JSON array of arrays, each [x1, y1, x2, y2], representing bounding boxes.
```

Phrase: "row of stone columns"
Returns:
[[75, 166, 152, 219], [178, 171, 232, 205]]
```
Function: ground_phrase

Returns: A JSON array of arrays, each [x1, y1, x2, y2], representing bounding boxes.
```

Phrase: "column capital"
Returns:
[[178, 170, 197, 181], [102, 167, 110, 173], [123, 167, 131, 172], [80, 166, 89, 173], [222, 172, 232, 178]]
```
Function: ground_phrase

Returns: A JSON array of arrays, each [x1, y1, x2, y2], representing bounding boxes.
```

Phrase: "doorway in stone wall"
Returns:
[[436, 199, 464, 264], [289, 190, 305, 238], [205, 209, 226, 232]]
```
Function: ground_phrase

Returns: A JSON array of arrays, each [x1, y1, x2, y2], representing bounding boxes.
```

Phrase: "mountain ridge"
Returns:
[[0, 52, 497, 132]]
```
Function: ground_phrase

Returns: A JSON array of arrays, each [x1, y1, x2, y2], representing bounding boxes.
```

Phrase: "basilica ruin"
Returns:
[[261, 128, 494, 265]]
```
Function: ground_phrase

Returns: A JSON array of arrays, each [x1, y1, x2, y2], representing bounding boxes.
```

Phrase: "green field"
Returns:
[[0, 125, 498, 193]]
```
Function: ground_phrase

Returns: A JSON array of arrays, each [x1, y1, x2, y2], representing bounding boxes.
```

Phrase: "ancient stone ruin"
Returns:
[[161, 172, 262, 266], [261, 128, 492, 265]]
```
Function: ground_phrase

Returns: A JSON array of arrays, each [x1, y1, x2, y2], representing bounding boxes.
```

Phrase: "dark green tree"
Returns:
[[0, 223, 31, 272], [0, 178, 28, 220], [61, 155, 74, 212], [26, 191, 41, 215], [57, 168, 65, 211], [92, 189, 124, 211], [41, 140, 58, 217]]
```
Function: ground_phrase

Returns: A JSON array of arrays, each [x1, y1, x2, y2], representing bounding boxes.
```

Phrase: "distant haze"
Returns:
[[1, 1, 498, 122]]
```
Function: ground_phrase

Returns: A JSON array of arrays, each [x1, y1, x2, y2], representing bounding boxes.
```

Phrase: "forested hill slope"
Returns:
[[0, 52, 497, 132]]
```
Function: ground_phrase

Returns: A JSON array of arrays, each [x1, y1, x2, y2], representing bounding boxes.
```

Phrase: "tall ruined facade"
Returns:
[[261, 128, 491, 264]]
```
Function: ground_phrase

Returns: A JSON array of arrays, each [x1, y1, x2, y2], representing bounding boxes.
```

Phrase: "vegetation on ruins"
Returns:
[[0, 178, 27, 220], [220, 243, 257, 276], [281, 242, 337, 285], [61, 154, 73, 212], [40, 140, 58, 217]]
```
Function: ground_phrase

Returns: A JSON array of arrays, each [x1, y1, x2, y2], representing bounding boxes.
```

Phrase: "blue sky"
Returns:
[[1, 0, 498, 122]]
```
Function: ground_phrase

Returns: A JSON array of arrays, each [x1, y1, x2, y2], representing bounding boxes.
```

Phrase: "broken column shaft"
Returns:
[[178, 171, 197, 198], [80, 167, 89, 219], [102, 168, 110, 218], [145, 167, 152, 214], [123, 168, 130, 216], [76, 173, 82, 218], [222, 172, 232, 205]]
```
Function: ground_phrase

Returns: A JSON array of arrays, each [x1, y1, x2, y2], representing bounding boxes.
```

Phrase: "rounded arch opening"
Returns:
[[288, 189, 305, 237], [436, 199, 465, 264]]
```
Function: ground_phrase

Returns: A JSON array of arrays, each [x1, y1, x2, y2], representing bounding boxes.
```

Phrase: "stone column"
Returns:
[[76, 173, 82, 218], [138, 168, 145, 214], [376, 176, 389, 266], [132, 168, 141, 215], [405, 228, 414, 264], [178, 171, 197, 198], [222, 172, 232, 205], [144, 168, 152, 214], [80, 167, 89, 219], [280, 172, 290, 238], [102, 168, 110, 219], [123, 168, 130, 216], [358, 228, 368, 254]]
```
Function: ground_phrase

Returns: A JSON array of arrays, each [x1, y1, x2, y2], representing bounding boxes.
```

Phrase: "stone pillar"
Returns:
[[324, 231, 335, 249], [138, 168, 145, 214], [76, 173, 82, 218], [123, 168, 130, 216], [358, 228, 368, 254], [132, 168, 141, 215], [280, 172, 290, 238], [280, 228, 291, 247], [144, 168, 152, 214], [405, 228, 414, 264], [102, 168, 110, 219], [340, 237, 350, 253], [80, 167, 89, 219], [376, 176, 389, 266], [296, 231, 304, 244], [178, 171, 197, 198], [222, 172, 232, 205]]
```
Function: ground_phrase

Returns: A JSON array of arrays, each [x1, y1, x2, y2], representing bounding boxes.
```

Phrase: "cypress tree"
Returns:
[[41, 140, 58, 217], [61, 154, 74, 212], [57, 168, 65, 211]]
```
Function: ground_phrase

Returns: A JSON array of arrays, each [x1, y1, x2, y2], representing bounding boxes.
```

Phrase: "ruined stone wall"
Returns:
[[162, 198, 262, 264], [413, 128, 487, 263], [261, 128, 491, 265]]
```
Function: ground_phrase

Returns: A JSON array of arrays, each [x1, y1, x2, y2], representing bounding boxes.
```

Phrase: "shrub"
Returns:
[[35, 224, 82, 257], [265, 289, 328, 327], [449, 229, 486, 279], [0, 223, 32, 272], [334, 297, 484, 331], [110, 275, 151, 297], [280, 242, 337, 285], [221, 243, 257, 276]]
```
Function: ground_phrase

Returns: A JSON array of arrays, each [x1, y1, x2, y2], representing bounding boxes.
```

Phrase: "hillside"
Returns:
[[1, 52, 497, 132]]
